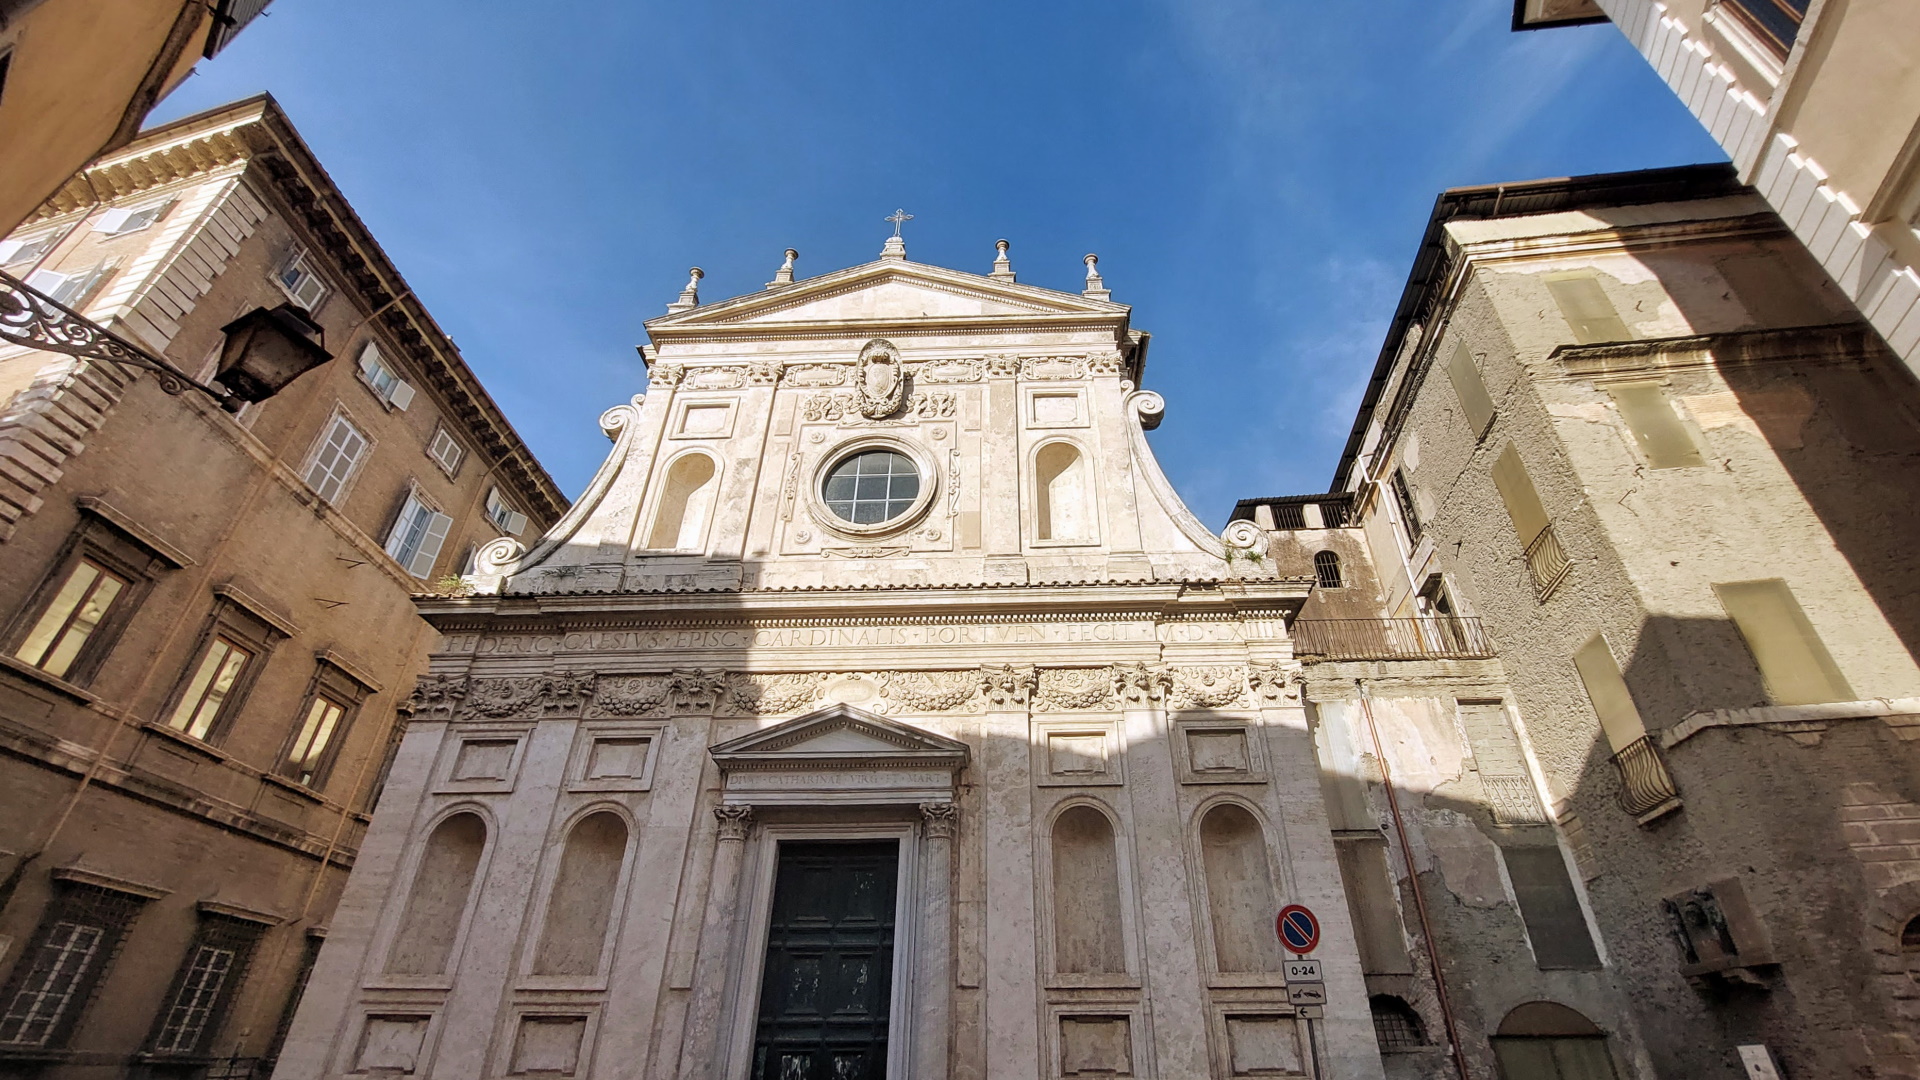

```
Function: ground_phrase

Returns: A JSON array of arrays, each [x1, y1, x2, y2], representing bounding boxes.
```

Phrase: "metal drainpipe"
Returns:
[[1356, 679, 1474, 1080]]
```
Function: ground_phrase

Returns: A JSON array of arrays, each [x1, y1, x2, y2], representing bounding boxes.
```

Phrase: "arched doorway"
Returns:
[[1490, 1002, 1618, 1080]]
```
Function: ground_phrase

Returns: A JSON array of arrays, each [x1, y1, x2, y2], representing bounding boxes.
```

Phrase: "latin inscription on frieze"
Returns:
[[440, 619, 1204, 657]]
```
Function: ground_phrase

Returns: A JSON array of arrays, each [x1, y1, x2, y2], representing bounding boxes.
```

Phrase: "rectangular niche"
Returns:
[[1026, 388, 1089, 428], [1033, 720, 1122, 787], [567, 721, 664, 792], [350, 1012, 435, 1075], [434, 727, 529, 793], [1059, 1014, 1134, 1077], [508, 1013, 591, 1077], [1174, 720, 1269, 785], [672, 398, 736, 439], [1218, 1012, 1305, 1077]]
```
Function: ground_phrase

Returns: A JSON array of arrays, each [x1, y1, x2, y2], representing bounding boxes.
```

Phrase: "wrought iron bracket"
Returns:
[[0, 268, 238, 409]]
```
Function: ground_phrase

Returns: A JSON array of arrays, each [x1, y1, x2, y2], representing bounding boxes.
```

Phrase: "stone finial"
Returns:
[[667, 267, 704, 313], [991, 239, 1015, 282], [1082, 254, 1110, 301], [766, 248, 798, 289]]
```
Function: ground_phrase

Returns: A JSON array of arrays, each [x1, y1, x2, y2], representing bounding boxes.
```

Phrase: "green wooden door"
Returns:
[[750, 840, 899, 1080]]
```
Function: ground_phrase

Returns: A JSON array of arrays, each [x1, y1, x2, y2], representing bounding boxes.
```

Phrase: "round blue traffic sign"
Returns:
[[1277, 904, 1320, 955]]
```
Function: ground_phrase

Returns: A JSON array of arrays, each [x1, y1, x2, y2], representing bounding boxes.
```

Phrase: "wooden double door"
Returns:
[[749, 840, 899, 1080]]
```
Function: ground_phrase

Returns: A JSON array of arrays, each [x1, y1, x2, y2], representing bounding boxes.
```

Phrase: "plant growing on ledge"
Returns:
[[431, 575, 475, 597]]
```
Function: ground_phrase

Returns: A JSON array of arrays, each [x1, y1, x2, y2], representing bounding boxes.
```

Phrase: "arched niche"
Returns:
[[646, 452, 719, 551], [532, 810, 630, 976], [1491, 1002, 1618, 1080], [1034, 441, 1092, 543], [1198, 802, 1285, 973], [388, 811, 487, 975], [1050, 803, 1126, 975]]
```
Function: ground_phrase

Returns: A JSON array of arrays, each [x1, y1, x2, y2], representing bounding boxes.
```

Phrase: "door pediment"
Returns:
[[710, 703, 968, 806]]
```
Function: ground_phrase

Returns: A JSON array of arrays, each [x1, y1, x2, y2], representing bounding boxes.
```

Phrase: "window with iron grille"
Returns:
[[1319, 499, 1352, 528], [1313, 551, 1343, 589], [0, 883, 148, 1048], [1270, 502, 1307, 529], [148, 914, 266, 1056], [1370, 995, 1427, 1051]]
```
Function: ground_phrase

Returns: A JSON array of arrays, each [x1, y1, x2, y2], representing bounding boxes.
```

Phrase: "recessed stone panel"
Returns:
[[509, 1015, 587, 1076], [1059, 1015, 1133, 1077], [354, 1013, 431, 1074], [1224, 1014, 1303, 1076]]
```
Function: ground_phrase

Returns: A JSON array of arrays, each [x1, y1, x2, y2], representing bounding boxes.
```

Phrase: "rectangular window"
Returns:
[[1334, 839, 1412, 975], [90, 199, 171, 237], [0, 883, 148, 1048], [164, 636, 253, 740], [1446, 341, 1497, 436], [25, 262, 109, 307], [1389, 469, 1421, 543], [1572, 635, 1650, 753], [283, 695, 346, 787], [1723, 0, 1808, 55], [356, 342, 416, 410], [427, 428, 465, 477], [1490, 445, 1549, 547], [0, 231, 59, 268], [1544, 271, 1631, 344], [485, 487, 528, 536], [303, 414, 368, 505], [1500, 845, 1601, 970], [14, 558, 128, 680], [1608, 382, 1704, 469], [385, 491, 453, 578], [275, 247, 329, 310], [1714, 579, 1854, 706], [148, 915, 264, 1056]]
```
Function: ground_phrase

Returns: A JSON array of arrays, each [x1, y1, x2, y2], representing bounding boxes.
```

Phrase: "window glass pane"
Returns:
[[822, 450, 920, 525], [386, 497, 430, 564], [17, 560, 126, 679], [305, 417, 366, 504], [16, 561, 102, 668], [288, 698, 344, 783], [1608, 383, 1704, 469], [166, 638, 251, 740], [1726, 0, 1807, 51]]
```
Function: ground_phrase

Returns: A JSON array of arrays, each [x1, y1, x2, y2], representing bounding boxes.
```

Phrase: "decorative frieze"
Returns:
[[783, 363, 846, 387], [1035, 668, 1115, 711], [912, 357, 985, 383], [1021, 356, 1087, 380], [882, 670, 978, 712], [1246, 662, 1303, 704], [746, 361, 782, 385], [460, 672, 595, 719], [648, 363, 685, 387], [800, 390, 956, 425], [1169, 666, 1246, 710], [980, 664, 1038, 706], [1113, 662, 1173, 706], [402, 674, 470, 719]]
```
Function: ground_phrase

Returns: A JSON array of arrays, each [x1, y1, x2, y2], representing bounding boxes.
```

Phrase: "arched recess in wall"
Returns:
[[1050, 802, 1126, 974], [646, 452, 719, 551], [1491, 1002, 1618, 1080], [532, 810, 630, 976], [1199, 801, 1286, 973], [387, 810, 488, 975], [1034, 441, 1092, 543]]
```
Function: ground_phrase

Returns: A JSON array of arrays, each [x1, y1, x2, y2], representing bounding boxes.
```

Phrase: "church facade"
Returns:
[[274, 236, 1379, 1079]]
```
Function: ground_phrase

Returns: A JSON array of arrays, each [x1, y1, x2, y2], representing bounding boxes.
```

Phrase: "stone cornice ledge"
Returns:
[[1663, 697, 1920, 748]]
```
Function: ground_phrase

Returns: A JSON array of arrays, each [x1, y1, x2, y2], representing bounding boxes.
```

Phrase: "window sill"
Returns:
[[0, 653, 101, 704], [141, 720, 230, 763], [260, 771, 326, 804]]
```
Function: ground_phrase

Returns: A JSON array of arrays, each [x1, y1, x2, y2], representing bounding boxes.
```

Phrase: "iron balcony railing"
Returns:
[[1292, 617, 1495, 662], [1611, 735, 1682, 820], [1524, 523, 1571, 602]]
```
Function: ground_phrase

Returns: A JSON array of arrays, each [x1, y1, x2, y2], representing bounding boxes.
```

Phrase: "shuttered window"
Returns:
[[1501, 846, 1601, 970], [1545, 272, 1631, 344], [1447, 341, 1497, 436], [386, 492, 453, 578], [1607, 382, 1703, 469], [357, 342, 416, 410], [303, 415, 367, 505], [1572, 635, 1649, 753], [1491, 445, 1549, 548], [1714, 579, 1853, 706]]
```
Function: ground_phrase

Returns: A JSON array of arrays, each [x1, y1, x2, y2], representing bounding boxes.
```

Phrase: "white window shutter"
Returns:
[[387, 379, 415, 411], [504, 509, 528, 536], [385, 495, 424, 561], [358, 343, 381, 378], [0, 241, 22, 264], [25, 268, 69, 295], [92, 209, 133, 234], [409, 511, 453, 578]]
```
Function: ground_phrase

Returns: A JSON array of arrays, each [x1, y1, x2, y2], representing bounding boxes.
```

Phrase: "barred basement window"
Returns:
[[148, 914, 266, 1056], [1370, 995, 1427, 1051], [1314, 551, 1343, 589], [0, 882, 149, 1048]]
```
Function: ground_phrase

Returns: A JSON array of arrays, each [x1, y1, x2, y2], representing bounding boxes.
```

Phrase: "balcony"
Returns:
[[1610, 735, 1682, 823], [1524, 523, 1571, 601], [1292, 617, 1495, 662]]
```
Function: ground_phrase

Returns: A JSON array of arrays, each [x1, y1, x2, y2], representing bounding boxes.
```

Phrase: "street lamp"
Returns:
[[0, 268, 334, 411]]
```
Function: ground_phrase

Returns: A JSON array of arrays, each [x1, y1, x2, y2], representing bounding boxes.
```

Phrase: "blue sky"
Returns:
[[153, 1, 1721, 525]]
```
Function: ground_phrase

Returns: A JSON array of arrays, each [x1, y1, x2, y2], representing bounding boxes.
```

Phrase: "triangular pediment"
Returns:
[[648, 260, 1127, 336], [709, 703, 970, 765]]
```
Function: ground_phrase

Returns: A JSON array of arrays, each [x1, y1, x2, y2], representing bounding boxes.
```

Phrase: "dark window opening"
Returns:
[[1370, 995, 1427, 1051], [1271, 502, 1307, 529], [1314, 551, 1344, 589], [1723, 0, 1809, 55], [1390, 470, 1422, 543], [146, 914, 266, 1057], [0, 882, 149, 1049]]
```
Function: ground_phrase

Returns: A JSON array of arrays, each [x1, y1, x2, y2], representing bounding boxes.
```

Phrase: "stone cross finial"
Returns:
[[1082, 253, 1110, 301], [991, 239, 1016, 282], [667, 267, 704, 313], [766, 248, 798, 289], [881, 209, 912, 261]]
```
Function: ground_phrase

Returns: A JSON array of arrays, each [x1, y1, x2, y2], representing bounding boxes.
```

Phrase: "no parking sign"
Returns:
[[1276, 904, 1320, 955]]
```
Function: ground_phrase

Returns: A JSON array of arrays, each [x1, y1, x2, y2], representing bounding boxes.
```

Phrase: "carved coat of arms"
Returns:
[[856, 338, 907, 419]]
